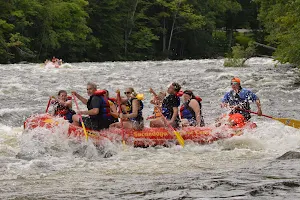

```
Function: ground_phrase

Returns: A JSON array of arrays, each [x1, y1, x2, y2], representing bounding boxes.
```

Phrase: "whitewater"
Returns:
[[0, 58, 300, 199]]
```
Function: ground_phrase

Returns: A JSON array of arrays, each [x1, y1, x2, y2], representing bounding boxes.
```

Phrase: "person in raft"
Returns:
[[180, 90, 205, 127], [147, 89, 166, 119], [221, 77, 262, 121], [150, 82, 181, 128], [72, 82, 111, 131], [103, 89, 119, 124], [51, 90, 76, 123], [110, 87, 144, 130]]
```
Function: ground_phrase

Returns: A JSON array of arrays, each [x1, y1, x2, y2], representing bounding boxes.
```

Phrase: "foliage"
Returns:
[[0, 0, 264, 63], [224, 41, 256, 67], [256, 0, 300, 66]]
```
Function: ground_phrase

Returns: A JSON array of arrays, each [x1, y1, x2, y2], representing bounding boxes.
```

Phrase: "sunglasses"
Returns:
[[124, 92, 131, 95], [231, 82, 239, 85]]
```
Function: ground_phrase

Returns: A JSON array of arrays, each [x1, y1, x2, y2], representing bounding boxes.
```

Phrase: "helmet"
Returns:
[[231, 77, 241, 84]]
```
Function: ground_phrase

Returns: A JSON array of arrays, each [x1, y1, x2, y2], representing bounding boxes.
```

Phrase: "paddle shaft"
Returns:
[[45, 97, 51, 113], [117, 91, 125, 144], [72, 94, 88, 141], [238, 108, 273, 119], [150, 91, 184, 147]]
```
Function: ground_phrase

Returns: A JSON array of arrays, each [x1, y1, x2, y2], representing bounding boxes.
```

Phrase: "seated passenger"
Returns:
[[72, 82, 111, 131], [147, 89, 166, 119], [150, 82, 181, 128], [57, 59, 63, 65], [51, 90, 76, 123], [103, 89, 119, 124], [180, 90, 205, 127], [110, 87, 144, 130]]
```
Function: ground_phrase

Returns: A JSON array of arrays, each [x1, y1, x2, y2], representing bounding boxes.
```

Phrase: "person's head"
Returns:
[[103, 89, 109, 98], [182, 90, 195, 102], [231, 77, 241, 90], [86, 82, 97, 96], [58, 90, 67, 101], [124, 87, 136, 99], [158, 91, 166, 101], [167, 82, 181, 94]]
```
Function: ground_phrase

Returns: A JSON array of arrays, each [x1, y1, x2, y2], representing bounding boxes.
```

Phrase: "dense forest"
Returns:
[[0, 0, 299, 66]]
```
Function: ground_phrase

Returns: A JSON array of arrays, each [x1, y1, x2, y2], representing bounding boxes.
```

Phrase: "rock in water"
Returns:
[[277, 151, 300, 160]]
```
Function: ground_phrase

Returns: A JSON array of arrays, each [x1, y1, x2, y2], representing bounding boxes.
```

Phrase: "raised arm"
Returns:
[[72, 91, 88, 105]]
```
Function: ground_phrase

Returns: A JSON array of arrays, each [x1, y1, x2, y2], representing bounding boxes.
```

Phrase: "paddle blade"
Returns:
[[174, 131, 185, 147], [275, 118, 300, 129], [81, 121, 88, 141]]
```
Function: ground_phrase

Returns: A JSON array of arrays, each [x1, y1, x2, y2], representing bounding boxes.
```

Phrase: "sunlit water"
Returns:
[[1, 58, 300, 199]]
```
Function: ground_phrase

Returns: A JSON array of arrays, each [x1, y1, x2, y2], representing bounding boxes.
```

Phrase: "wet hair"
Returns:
[[127, 87, 137, 97], [183, 90, 195, 99], [172, 82, 181, 92], [104, 89, 109, 96], [103, 89, 110, 97], [87, 82, 97, 89], [58, 90, 67, 96]]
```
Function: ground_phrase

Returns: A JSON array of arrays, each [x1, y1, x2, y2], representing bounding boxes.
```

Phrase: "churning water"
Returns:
[[0, 58, 300, 199]]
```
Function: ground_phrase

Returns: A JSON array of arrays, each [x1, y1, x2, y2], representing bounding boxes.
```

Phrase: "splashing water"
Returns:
[[0, 58, 300, 199]]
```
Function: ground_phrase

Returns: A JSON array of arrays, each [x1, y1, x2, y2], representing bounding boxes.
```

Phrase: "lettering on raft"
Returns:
[[133, 130, 211, 138], [133, 131, 169, 138]]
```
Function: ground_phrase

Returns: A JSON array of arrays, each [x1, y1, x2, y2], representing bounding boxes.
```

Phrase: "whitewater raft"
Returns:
[[24, 114, 256, 147]]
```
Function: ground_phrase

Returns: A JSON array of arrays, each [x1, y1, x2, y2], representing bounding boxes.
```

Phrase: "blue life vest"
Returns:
[[87, 95, 111, 120], [180, 99, 205, 126], [126, 98, 143, 122]]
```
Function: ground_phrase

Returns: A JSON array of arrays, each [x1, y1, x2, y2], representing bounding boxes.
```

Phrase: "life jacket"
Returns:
[[228, 88, 251, 120], [153, 106, 162, 118], [162, 94, 180, 120], [228, 113, 246, 128], [107, 99, 118, 123], [125, 98, 143, 122], [176, 90, 184, 97], [53, 97, 76, 123], [87, 90, 111, 120], [180, 96, 205, 126]]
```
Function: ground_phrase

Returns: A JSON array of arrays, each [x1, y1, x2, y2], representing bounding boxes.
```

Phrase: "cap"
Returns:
[[231, 77, 241, 84]]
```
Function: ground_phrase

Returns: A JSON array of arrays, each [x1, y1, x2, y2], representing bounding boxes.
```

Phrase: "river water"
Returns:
[[0, 58, 300, 199]]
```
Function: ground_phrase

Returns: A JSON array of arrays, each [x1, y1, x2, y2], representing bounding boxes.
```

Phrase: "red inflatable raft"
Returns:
[[23, 114, 256, 147]]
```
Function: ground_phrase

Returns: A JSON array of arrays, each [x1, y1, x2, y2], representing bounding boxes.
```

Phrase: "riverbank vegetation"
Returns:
[[0, 0, 298, 66]]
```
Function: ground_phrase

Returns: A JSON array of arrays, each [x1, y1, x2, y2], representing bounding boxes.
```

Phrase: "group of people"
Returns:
[[44, 56, 63, 68], [49, 77, 262, 131]]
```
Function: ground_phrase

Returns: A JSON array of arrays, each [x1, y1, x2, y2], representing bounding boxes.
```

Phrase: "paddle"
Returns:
[[72, 94, 88, 141], [149, 89, 185, 147], [240, 109, 300, 129], [116, 90, 126, 146], [45, 97, 52, 113]]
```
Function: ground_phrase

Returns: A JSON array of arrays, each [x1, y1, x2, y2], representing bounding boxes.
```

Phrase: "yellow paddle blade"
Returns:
[[174, 131, 185, 147], [274, 118, 300, 129], [81, 121, 88, 141], [43, 119, 54, 123], [122, 140, 127, 150]]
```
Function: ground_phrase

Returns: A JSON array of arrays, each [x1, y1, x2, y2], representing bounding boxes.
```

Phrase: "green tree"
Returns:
[[257, 0, 300, 66]]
